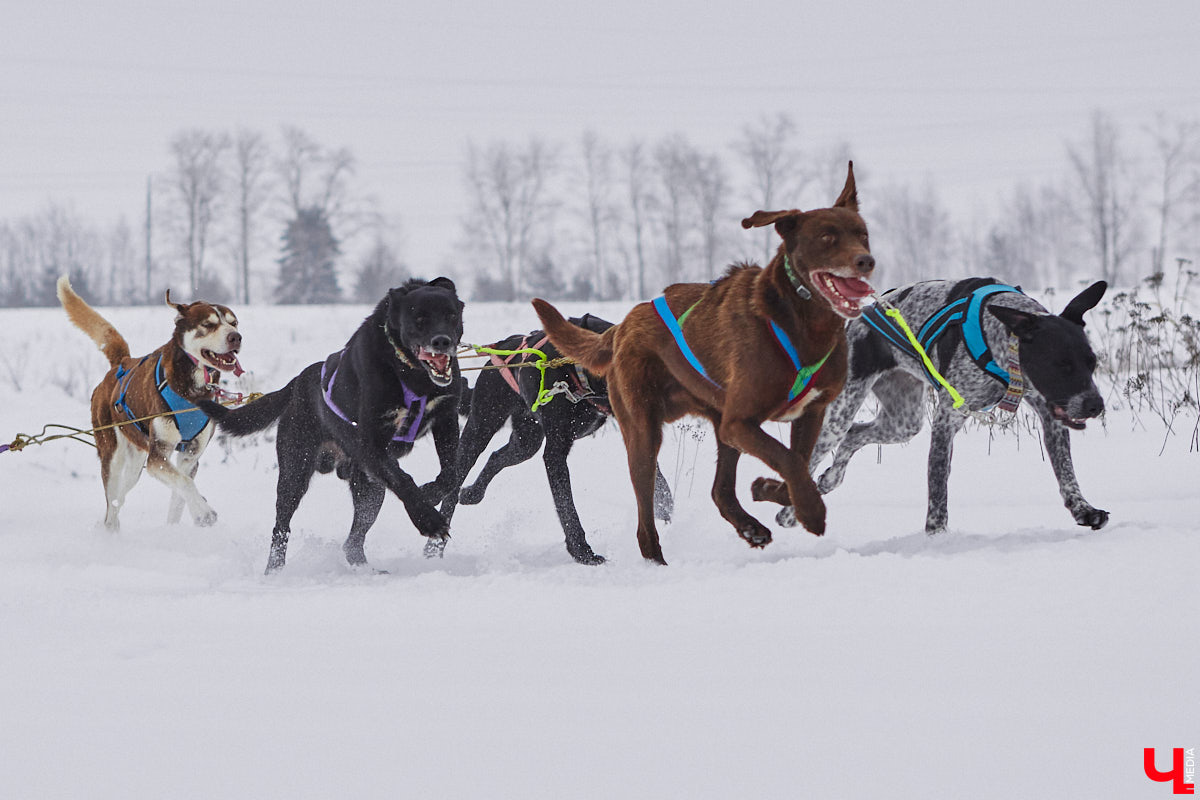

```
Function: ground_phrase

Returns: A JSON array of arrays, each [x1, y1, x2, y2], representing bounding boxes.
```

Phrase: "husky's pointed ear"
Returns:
[[164, 289, 187, 318], [1061, 280, 1107, 327], [429, 276, 457, 294], [742, 209, 804, 237], [833, 161, 858, 211]]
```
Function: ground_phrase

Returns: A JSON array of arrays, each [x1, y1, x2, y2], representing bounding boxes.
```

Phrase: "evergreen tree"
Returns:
[[276, 206, 341, 303]]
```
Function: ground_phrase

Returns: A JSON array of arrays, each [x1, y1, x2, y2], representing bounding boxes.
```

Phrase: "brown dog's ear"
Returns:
[[164, 289, 187, 317], [833, 161, 858, 212], [741, 209, 804, 237]]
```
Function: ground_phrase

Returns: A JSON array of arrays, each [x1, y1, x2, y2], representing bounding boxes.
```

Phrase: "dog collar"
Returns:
[[381, 324, 416, 368], [783, 255, 813, 301]]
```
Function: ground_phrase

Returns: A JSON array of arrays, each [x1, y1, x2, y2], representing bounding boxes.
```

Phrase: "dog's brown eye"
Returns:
[[821, 233, 836, 244]]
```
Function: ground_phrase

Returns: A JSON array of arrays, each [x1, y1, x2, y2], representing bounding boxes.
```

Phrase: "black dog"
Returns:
[[440, 314, 673, 565], [199, 278, 464, 573], [811, 277, 1108, 533]]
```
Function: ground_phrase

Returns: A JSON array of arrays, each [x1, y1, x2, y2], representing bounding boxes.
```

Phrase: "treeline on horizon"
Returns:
[[1, 109, 1197, 309]]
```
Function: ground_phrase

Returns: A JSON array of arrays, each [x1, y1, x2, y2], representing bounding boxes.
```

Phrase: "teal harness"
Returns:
[[862, 280, 1022, 386], [114, 354, 211, 448], [652, 295, 832, 413]]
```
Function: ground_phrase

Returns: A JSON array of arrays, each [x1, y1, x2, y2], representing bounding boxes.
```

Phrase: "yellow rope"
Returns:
[[876, 300, 966, 409], [467, 345, 572, 410]]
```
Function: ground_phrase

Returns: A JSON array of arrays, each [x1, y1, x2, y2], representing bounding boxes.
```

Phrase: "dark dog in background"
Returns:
[[199, 278, 464, 573], [440, 314, 673, 565], [534, 163, 875, 564], [811, 277, 1109, 533], [57, 276, 244, 530]]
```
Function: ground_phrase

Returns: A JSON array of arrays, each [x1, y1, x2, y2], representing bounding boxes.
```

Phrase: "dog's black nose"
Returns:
[[227, 331, 242, 347], [431, 334, 453, 352], [1081, 393, 1104, 418], [855, 254, 875, 274]]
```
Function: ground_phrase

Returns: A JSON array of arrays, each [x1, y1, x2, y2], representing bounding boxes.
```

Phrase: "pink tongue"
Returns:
[[231, 357, 245, 377], [831, 274, 874, 299]]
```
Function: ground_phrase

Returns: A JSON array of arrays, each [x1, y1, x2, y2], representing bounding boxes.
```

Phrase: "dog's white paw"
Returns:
[[775, 506, 799, 528], [423, 537, 447, 559]]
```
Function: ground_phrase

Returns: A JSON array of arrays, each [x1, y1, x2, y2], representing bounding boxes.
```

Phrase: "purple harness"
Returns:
[[321, 351, 427, 444]]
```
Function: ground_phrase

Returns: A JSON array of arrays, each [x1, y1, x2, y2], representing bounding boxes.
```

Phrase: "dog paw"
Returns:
[[423, 537, 448, 559], [343, 543, 368, 566], [568, 546, 607, 565], [194, 509, 218, 527], [459, 484, 485, 505], [737, 520, 773, 548], [775, 506, 798, 528], [1075, 507, 1109, 530], [781, 506, 826, 536], [750, 476, 786, 503]]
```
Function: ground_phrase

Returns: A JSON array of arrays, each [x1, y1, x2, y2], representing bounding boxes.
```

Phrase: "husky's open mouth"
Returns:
[[812, 271, 874, 319], [419, 347, 454, 386], [203, 348, 244, 376]]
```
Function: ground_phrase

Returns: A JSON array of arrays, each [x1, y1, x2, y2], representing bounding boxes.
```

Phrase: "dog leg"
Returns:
[[542, 432, 605, 565], [652, 465, 674, 523], [719, 413, 826, 535], [143, 421, 216, 527], [344, 468, 387, 568], [711, 440, 772, 548], [809, 371, 881, 477], [925, 403, 966, 534], [460, 413, 544, 506], [167, 436, 207, 525], [442, 398, 510, 522], [101, 432, 146, 531], [611, 386, 668, 565], [268, 425, 319, 574], [818, 371, 926, 495], [1036, 403, 1109, 530]]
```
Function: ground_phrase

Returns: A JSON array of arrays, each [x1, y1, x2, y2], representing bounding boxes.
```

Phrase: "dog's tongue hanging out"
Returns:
[[813, 271, 874, 318]]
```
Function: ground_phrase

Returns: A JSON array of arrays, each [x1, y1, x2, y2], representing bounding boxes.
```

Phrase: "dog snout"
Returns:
[[430, 334, 453, 352], [227, 331, 242, 349], [1080, 392, 1104, 418], [854, 253, 875, 275]]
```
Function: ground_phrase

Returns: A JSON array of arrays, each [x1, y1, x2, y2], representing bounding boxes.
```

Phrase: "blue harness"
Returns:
[[113, 354, 211, 448], [652, 295, 831, 412], [861, 280, 1023, 385]]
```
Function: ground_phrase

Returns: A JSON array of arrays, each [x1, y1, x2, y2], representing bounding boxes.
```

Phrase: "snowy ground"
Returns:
[[1, 299, 1196, 799]]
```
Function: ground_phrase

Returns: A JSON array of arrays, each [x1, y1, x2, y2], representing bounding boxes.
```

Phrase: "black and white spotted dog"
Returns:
[[810, 277, 1109, 533]]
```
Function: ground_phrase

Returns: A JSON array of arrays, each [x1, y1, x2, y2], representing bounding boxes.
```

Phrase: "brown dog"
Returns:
[[532, 163, 875, 564], [57, 276, 244, 530]]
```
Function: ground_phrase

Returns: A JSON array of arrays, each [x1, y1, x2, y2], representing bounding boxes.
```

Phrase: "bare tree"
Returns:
[[1066, 110, 1143, 285], [872, 182, 956, 286], [733, 112, 805, 263], [462, 137, 558, 301], [231, 129, 272, 304], [688, 149, 730, 279], [169, 128, 231, 295], [577, 130, 620, 298], [620, 139, 654, 300], [1146, 114, 1200, 275], [653, 134, 696, 285]]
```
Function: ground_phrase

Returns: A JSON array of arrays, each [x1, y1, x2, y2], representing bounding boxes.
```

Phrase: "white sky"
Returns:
[[3, 0, 1198, 274]]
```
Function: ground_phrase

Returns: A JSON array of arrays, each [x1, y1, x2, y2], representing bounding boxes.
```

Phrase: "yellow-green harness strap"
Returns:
[[472, 345, 558, 411], [882, 306, 967, 409]]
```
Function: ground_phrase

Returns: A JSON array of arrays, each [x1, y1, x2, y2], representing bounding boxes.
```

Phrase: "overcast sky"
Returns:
[[4, 0, 1198, 276]]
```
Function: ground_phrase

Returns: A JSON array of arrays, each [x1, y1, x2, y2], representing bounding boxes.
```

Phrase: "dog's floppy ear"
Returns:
[[742, 209, 803, 237], [988, 305, 1042, 341], [429, 276, 457, 294], [833, 161, 859, 212], [164, 289, 188, 318], [1060, 280, 1107, 327]]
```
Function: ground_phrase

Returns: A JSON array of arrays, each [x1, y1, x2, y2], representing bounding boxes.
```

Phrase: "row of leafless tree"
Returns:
[[458, 110, 1200, 301], [1, 110, 1197, 308]]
